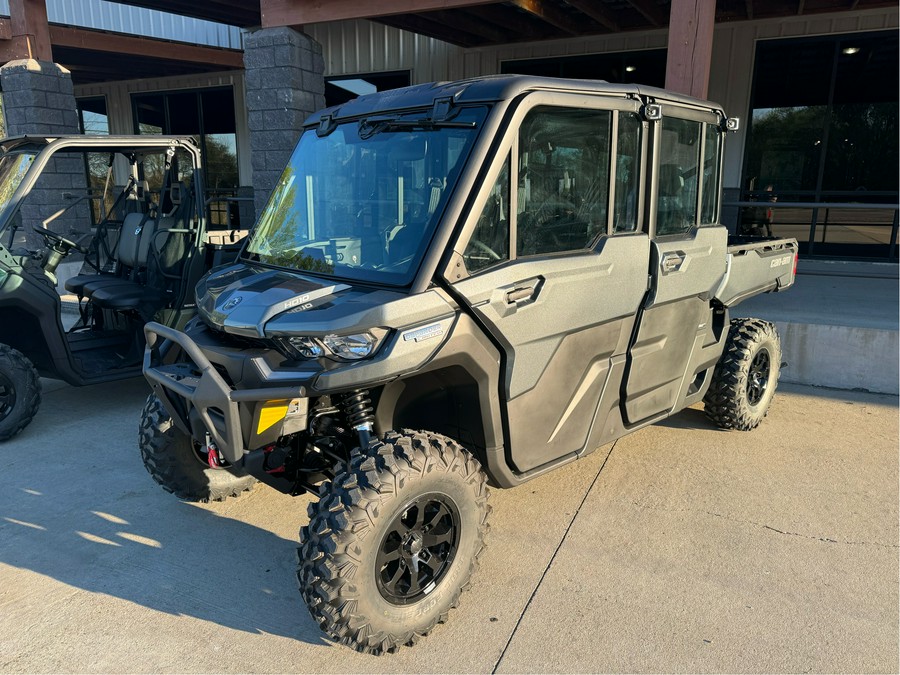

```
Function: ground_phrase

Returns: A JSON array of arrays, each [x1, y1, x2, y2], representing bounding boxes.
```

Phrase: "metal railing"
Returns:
[[724, 200, 900, 261]]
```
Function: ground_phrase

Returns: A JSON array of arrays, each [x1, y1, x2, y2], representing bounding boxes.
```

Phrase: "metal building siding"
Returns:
[[0, 0, 244, 49], [307, 20, 464, 83]]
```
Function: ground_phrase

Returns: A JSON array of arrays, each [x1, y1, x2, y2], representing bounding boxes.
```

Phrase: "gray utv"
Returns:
[[0, 135, 243, 440], [140, 76, 797, 654]]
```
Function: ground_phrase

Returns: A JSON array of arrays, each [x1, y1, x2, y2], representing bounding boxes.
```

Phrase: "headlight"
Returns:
[[278, 332, 381, 361], [287, 336, 325, 358], [323, 333, 378, 360]]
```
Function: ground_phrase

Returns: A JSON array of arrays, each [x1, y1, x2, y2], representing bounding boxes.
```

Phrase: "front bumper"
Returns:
[[143, 321, 311, 463]]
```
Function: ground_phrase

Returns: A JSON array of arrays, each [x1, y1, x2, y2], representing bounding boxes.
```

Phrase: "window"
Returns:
[[614, 112, 642, 233], [245, 107, 485, 286], [76, 97, 111, 222], [655, 117, 701, 236], [464, 156, 510, 272], [517, 107, 611, 256], [701, 124, 721, 224], [744, 31, 897, 198], [502, 49, 666, 87], [132, 87, 238, 224]]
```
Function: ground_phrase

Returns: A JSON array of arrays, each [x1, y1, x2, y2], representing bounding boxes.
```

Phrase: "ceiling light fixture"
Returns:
[[842, 46, 860, 55], [625, 65, 637, 72]]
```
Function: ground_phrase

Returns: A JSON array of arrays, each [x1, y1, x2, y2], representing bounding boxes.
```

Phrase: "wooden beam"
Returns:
[[259, 0, 504, 28], [665, 0, 716, 99], [509, 0, 581, 35], [562, 0, 619, 31], [745, 0, 754, 20], [8, 0, 52, 61], [464, 5, 548, 40], [376, 13, 479, 46], [797, 0, 806, 14], [624, 0, 668, 26], [48, 25, 244, 69], [425, 9, 513, 43]]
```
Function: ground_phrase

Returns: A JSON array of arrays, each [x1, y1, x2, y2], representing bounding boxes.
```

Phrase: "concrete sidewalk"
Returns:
[[0, 377, 896, 673]]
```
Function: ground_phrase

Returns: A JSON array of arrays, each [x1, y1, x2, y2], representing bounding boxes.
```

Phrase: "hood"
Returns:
[[197, 264, 353, 338]]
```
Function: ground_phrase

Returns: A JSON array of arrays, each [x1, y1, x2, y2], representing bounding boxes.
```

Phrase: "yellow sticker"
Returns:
[[257, 401, 289, 435]]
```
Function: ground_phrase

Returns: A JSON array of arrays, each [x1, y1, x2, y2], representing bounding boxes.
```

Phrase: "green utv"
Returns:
[[140, 76, 797, 653], [0, 135, 244, 440]]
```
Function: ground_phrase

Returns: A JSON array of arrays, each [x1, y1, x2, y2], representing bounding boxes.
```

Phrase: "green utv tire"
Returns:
[[704, 318, 782, 431], [139, 394, 257, 502], [298, 430, 491, 655], [0, 344, 41, 442]]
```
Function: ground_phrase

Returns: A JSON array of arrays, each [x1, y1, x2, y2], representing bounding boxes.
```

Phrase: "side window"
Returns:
[[464, 156, 510, 273], [517, 107, 611, 256], [614, 112, 642, 233], [701, 124, 722, 224], [655, 117, 702, 236]]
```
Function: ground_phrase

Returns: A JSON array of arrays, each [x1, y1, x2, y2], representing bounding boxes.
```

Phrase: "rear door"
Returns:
[[622, 107, 729, 423], [449, 93, 649, 473]]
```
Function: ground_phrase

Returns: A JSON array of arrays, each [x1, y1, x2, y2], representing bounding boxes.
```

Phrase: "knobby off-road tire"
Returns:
[[0, 344, 41, 442], [138, 394, 256, 502], [704, 318, 782, 431], [298, 430, 491, 655]]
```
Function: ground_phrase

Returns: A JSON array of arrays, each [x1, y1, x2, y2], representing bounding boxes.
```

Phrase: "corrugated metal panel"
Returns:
[[0, 0, 245, 49]]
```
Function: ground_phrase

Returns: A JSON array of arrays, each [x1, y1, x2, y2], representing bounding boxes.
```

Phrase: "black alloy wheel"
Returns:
[[375, 493, 460, 605], [0, 371, 16, 420], [746, 348, 771, 406]]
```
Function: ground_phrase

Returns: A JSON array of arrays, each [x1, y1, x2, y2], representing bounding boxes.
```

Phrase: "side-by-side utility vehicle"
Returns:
[[0, 136, 244, 440], [140, 76, 797, 654]]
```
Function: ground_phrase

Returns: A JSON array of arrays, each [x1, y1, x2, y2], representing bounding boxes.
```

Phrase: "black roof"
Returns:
[[304, 74, 726, 126]]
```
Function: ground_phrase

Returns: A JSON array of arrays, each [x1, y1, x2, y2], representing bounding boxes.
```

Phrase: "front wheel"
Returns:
[[0, 344, 41, 442], [703, 318, 781, 430], [298, 430, 490, 654], [138, 394, 257, 502]]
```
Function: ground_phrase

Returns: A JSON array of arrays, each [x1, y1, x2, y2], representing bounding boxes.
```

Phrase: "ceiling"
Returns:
[[115, 0, 897, 47], [20, 0, 896, 84]]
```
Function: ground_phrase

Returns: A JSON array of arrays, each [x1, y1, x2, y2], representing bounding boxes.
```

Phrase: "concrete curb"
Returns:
[[776, 320, 899, 395]]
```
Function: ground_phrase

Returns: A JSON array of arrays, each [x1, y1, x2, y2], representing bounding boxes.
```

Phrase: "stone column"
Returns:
[[0, 59, 85, 248], [243, 26, 325, 219]]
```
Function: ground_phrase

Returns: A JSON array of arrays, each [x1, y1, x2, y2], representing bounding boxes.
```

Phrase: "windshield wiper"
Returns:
[[358, 117, 476, 139]]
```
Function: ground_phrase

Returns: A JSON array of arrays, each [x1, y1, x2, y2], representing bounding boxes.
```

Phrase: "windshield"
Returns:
[[244, 106, 486, 285], [0, 151, 37, 230]]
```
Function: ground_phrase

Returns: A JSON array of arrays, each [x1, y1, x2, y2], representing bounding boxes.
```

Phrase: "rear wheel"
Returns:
[[138, 394, 256, 502], [298, 430, 490, 654], [0, 344, 41, 442], [704, 318, 781, 430]]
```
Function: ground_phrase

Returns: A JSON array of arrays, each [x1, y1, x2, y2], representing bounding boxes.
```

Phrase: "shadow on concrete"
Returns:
[[654, 406, 722, 432], [0, 378, 331, 648]]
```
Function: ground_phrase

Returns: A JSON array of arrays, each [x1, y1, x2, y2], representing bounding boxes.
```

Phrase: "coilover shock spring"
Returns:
[[343, 389, 375, 448]]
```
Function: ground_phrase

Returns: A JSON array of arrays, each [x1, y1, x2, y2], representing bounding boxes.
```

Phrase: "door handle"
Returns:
[[661, 252, 686, 274], [506, 285, 537, 304]]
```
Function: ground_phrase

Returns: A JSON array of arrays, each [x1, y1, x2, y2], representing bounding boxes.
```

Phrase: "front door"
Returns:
[[451, 101, 649, 473]]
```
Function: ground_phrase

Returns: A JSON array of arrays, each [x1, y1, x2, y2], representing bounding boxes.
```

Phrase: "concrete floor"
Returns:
[[0, 377, 897, 673]]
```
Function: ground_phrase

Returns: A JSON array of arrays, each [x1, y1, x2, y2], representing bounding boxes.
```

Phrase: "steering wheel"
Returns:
[[467, 239, 502, 261], [32, 226, 90, 255]]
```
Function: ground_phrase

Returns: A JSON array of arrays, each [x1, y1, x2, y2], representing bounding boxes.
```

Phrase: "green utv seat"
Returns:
[[90, 183, 192, 319], [65, 210, 156, 298]]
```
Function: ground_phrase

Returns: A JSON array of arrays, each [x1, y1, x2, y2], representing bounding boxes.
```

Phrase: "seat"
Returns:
[[65, 211, 154, 297], [91, 184, 192, 319]]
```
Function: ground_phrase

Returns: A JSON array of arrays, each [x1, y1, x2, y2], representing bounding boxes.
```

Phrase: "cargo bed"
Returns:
[[714, 236, 798, 307]]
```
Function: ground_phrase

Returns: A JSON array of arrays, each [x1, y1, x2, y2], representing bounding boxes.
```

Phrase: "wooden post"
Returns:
[[664, 0, 716, 99], [8, 0, 52, 61]]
